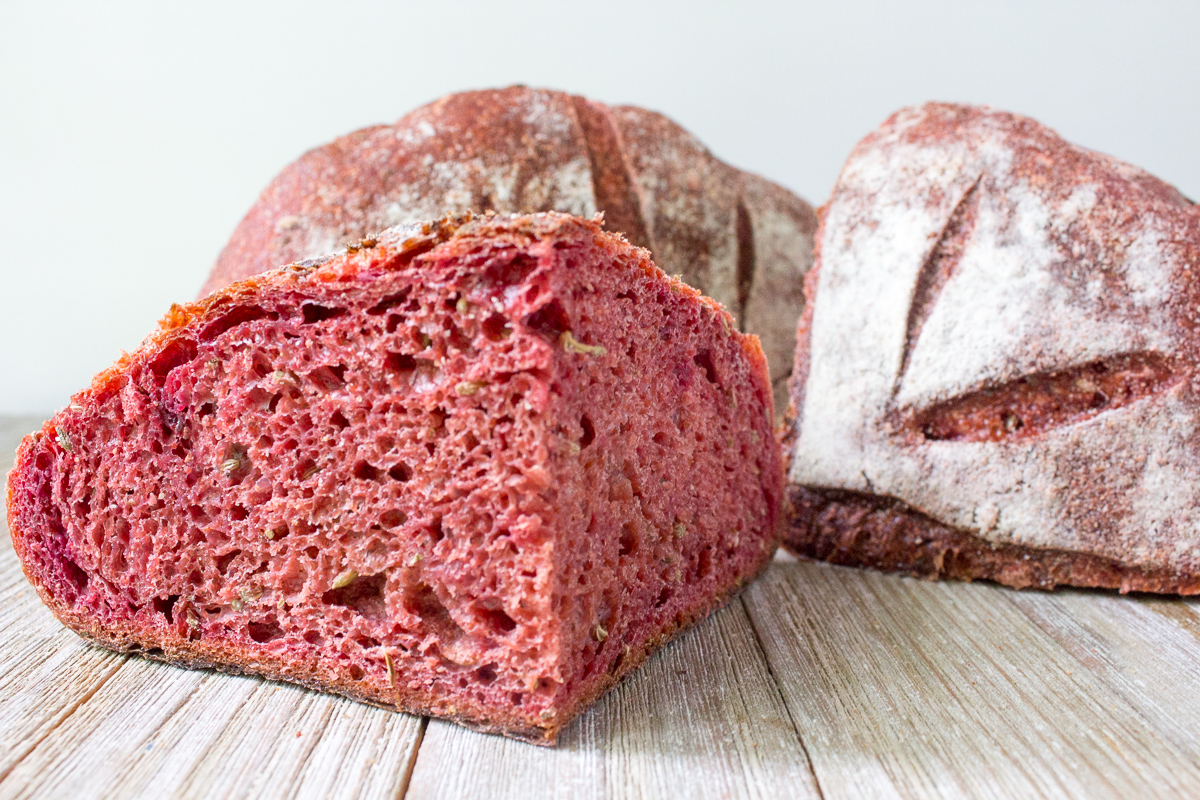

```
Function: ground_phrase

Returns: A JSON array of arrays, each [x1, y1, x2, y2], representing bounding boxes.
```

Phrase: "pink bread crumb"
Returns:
[[7, 212, 782, 743]]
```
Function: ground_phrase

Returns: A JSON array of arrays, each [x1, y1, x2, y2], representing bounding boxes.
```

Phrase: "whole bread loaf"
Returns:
[[785, 103, 1200, 593], [9, 212, 782, 743], [203, 86, 816, 410]]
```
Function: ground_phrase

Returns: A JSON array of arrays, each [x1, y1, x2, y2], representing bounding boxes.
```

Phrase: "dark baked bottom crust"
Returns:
[[31, 555, 769, 746], [786, 485, 1200, 595]]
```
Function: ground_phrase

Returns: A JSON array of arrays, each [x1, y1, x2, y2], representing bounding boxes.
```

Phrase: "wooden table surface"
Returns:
[[3, 414, 1200, 799]]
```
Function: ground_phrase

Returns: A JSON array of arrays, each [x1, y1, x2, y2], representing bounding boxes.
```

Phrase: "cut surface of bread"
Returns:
[[202, 86, 816, 411], [785, 102, 1200, 594], [8, 213, 782, 743]]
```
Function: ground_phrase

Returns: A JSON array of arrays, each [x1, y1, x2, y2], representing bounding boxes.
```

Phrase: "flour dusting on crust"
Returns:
[[789, 102, 1200, 576]]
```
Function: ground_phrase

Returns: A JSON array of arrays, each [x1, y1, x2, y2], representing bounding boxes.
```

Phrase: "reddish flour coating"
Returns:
[[8, 213, 781, 743]]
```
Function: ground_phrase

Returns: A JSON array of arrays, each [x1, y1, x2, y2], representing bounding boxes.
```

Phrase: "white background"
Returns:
[[2, 0, 1198, 414]]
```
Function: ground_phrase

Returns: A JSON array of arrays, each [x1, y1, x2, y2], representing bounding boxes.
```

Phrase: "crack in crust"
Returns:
[[735, 199, 755, 327], [895, 174, 982, 396], [570, 96, 651, 252], [906, 351, 1179, 443]]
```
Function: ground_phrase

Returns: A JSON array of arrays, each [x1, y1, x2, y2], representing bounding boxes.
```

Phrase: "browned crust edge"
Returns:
[[786, 484, 1200, 595]]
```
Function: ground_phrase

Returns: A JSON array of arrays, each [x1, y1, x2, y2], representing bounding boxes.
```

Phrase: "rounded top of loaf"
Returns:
[[788, 100, 1200, 577], [201, 86, 817, 405]]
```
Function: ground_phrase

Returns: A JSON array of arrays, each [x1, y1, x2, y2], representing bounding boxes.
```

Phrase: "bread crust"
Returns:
[[202, 87, 816, 409], [788, 485, 1200, 594], [9, 211, 782, 744], [784, 103, 1200, 593]]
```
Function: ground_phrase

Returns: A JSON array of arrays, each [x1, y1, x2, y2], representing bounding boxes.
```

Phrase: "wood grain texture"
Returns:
[[0, 659, 425, 799], [0, 551, 125, 780], [406, 600, 821, 800], [1009, 590, 1200, 763], [744, 560, 1200, 799]]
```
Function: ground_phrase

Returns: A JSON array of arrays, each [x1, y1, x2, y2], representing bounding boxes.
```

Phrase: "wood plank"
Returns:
[[0, 657, 425, 799], [0, 549, 126, 779], [1009, 590, 1200, 761], [744, 560, 1200, 800], [407, 600, 822, 800]]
